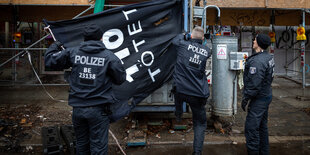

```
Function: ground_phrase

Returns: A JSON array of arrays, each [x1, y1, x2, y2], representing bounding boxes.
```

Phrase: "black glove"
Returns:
[[184, 32, 191, 41], [241, 97, 249, 111], [53, 41, 63, 50]]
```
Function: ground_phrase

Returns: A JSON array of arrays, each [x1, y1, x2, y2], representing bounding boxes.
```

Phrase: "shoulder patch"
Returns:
[[249, 67, 256, 74]]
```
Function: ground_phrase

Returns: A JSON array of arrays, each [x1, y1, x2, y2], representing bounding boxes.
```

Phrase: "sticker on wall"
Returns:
[[217, 44, 227, 59]]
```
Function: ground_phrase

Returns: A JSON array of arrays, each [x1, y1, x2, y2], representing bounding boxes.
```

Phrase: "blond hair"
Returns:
[[191, 27, 204, 40]]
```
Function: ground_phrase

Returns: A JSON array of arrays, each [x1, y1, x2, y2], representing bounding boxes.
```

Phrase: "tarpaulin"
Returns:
[[44, 0, 182, 122]]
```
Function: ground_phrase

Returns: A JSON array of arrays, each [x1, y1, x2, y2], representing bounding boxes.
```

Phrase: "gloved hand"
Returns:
[[53, 41, 63, 50], [184, 32, 191, 41], [241, 97, 249, 111]]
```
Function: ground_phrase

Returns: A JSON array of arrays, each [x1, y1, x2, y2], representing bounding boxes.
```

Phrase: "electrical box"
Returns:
[[229, 52, 248, 70]]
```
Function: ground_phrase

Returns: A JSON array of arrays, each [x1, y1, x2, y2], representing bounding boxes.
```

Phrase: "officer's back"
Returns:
[[45, 24, 126, 107], [172, 31, 211, 98], [45, 23, 126, 154], [244, 50, 274, 98]]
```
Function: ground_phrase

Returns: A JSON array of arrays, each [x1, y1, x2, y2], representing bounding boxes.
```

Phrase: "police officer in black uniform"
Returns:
[[242, 33, 275, 155], [172, 26, 211, 155], [45, 24, 126, 154]]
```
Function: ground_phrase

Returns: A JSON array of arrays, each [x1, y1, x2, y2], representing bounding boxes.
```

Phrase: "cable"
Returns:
[[109, 129, 126, 155], [26, 51, 67, 103]]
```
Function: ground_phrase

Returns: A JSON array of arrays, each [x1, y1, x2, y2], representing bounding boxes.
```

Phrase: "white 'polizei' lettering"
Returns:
[[74, 55, 105, 66], [188, 44, 208, 57]]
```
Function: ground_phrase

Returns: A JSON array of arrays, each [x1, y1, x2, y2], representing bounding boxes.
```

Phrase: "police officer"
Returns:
[[172, 26, 211, 155], [45, 24, 126, 154], [242, 33, 275, 155]]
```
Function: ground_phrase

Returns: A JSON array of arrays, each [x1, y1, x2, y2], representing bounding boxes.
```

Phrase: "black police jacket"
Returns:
[[172, 34, 211, 98], [243, 50, 275, 100], [45, 40, 126, 107]]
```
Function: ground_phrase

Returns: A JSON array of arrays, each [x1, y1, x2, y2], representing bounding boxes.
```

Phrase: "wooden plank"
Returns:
[[0, 0, 10, 4], [18, 6, 92, 22], [0, 5, 92, 22], [0, 0, 90, 5], [274, 10, 309, 26], [221, 9, 271, 26], [268, 0, 308, 9], [1, 2, 309, 26], [194, 9, 270, 26]]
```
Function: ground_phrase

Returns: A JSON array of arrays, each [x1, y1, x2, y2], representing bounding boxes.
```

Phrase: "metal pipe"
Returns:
[[279, 75, 302, 85], [290, 48, 310, 51], [0, 83, 69, 87], [0, 36, 47, 68], [190, 0, 193, 32], [0, 4, 92, 6], [20, 84, 69, 86], [184, 0, 188, 32], [286, 55, 300, 66], [5, 22, 9, 47], [285, 69, 302, 73], [73, 4, 95, 19], [285, 26, 288, 75], [302, 10, 306, 88], [0, 48, 47, 51], [201, 5, 220, 33], [13, 48, 16, 83], [233, 74, 237, 115]]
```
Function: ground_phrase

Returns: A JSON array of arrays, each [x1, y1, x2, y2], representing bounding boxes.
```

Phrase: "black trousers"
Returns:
[[72, 105, 110, 155], [245, 95, 272, 155], [174, 92, 207, 154]]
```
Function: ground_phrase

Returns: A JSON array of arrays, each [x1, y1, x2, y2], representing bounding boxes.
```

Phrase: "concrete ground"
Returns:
[[0, 76, 310, 154]]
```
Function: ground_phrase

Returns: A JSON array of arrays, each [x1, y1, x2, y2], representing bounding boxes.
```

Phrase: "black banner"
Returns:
[[44, 0, 182, 122]]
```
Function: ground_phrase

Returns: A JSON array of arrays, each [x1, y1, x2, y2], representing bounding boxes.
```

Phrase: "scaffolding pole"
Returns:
[[0, 48, 47, 51], [301, 10, 306, 88]]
